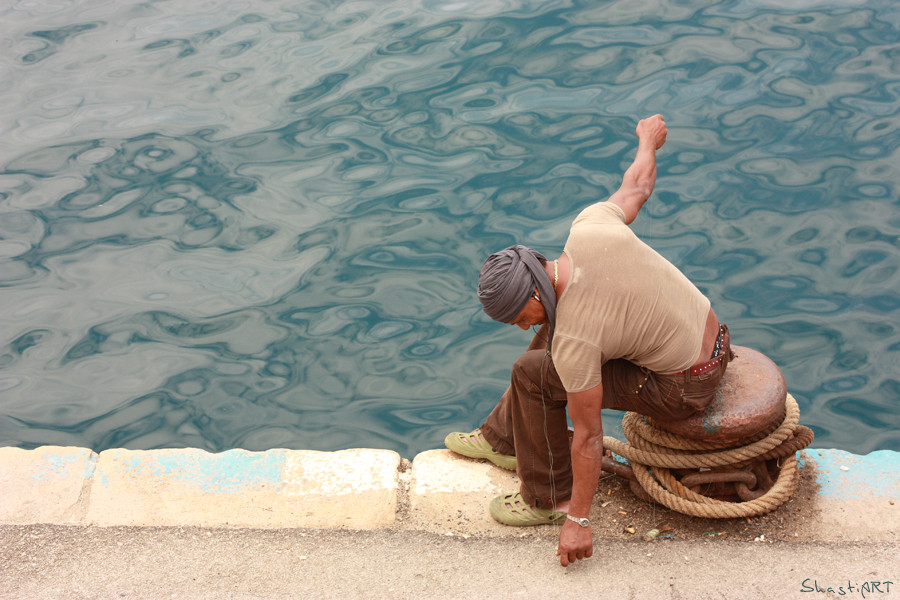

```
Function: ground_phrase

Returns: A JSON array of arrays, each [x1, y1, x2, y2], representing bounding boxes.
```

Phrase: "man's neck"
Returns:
[[546, 252, 570, 299]]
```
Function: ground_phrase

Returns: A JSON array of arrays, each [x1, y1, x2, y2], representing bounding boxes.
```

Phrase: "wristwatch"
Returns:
[[566, 514, 590, 527]]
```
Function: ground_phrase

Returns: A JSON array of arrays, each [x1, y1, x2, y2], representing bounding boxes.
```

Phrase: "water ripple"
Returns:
[[1, 0, 899, 455]]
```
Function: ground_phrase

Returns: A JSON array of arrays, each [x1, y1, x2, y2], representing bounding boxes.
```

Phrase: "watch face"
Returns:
[[567, 514, 590, 527]]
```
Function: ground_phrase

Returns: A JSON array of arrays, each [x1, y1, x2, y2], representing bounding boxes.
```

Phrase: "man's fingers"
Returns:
[[560, 549, 595, 566], [557, 533, 594, 567]]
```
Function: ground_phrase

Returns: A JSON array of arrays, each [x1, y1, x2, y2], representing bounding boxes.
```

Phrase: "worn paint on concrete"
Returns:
[[31, 449, 98, 481], [281, 449, 400, 496], [410, 449, 501, 495], [2, 445, 899, 538], [81, 447, 403, 528], [95, 448, 287, 494], [804, 449, 899, 500]]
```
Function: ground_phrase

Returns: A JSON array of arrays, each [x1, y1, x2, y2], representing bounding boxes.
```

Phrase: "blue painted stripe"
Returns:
[[116, 449, 287, 494], [805, 449, 900, 500], [26, 447, 897, 501]]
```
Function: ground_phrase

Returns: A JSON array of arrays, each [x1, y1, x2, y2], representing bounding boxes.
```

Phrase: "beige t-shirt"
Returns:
[[552, 202, 710, 393]]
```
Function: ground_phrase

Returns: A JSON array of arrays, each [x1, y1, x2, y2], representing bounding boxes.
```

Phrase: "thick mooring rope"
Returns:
[[603, 394, 814, 518]]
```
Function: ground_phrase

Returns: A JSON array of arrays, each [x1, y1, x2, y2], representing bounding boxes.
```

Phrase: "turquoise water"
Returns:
[[1, 0, 898, 458]]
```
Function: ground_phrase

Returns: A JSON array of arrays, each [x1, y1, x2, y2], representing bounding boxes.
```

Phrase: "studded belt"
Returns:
[[667, 354, 725, 378]]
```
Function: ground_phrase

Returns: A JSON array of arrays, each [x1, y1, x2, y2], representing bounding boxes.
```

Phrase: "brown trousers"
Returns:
[[481, 324, 732, 509]]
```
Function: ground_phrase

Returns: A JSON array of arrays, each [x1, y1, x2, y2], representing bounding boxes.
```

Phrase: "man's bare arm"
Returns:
[[556, 383, 605, 567], [607, 115, 668, 224]]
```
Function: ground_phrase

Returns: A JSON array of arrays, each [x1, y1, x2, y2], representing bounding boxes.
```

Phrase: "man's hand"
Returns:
[[608, 115, 667, 223], [636, 114, 667, 150], [557, 519, 593, 567]]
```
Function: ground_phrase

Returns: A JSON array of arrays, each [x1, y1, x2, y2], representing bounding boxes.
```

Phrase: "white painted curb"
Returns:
[[1, 446, 897, 540]]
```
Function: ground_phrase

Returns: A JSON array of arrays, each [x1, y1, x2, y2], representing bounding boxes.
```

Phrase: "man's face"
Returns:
[[509, 289, 547, 330]]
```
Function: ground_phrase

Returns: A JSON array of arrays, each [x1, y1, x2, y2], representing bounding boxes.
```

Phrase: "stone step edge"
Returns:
[[0, 446, 897, 539]]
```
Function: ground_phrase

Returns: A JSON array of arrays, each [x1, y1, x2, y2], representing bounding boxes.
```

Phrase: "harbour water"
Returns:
[[1, 0, 898, 457]]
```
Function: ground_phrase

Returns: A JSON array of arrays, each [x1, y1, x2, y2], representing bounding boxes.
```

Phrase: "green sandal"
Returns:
[[444, 429, 516, 471], [489, 492, 566, 527]]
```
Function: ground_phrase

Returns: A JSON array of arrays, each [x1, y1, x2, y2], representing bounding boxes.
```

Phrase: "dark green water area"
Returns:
[[1, 0, 898, 457]]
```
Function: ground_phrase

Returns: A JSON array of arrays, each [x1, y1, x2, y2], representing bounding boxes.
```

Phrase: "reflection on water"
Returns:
[[1, 0, 898, 456]]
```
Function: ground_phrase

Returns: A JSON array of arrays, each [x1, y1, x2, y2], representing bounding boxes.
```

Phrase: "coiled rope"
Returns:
[[603, 394, 814, 518]]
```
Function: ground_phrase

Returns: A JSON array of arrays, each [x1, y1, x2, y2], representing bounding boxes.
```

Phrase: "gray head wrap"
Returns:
[[477, 245, 557, 346]]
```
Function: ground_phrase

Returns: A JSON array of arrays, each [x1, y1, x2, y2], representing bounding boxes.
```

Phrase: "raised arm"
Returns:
[[607, 115, 668, 224]]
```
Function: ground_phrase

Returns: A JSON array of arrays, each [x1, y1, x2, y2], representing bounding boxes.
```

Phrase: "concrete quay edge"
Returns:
[[0, 445, 897, 542]]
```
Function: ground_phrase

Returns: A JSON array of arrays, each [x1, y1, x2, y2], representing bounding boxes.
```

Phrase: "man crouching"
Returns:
[[445, 115, 733, 566]]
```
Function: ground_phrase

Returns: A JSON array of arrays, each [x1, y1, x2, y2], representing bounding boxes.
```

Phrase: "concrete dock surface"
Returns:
[[3, 524, 897, 600], [1, 446, 898, 599]]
